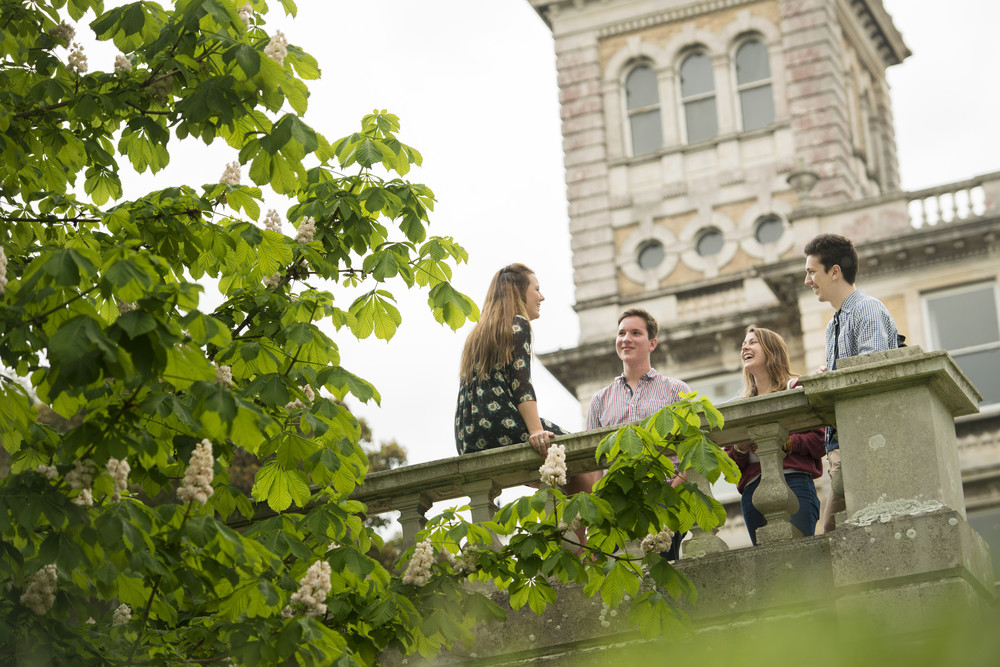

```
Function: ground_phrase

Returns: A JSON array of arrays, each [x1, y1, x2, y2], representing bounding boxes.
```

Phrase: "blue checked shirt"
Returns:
[[824, 289, 898, 451]]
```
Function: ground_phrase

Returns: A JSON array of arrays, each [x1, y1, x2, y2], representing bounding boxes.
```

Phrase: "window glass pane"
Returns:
[[735, 40, 771, 84], [684, 98, 718, 143], [637, 241, 665, 269], [968, 509, 1000, 577], [630, 110, 662, 156], [696, 228, 724, 257], [954, 348, 1000, 405], [927, 286, 1000, 349], [754, 215, 784, 244], [680, 53, 714, 97], [626, 65, 659, 110], [740, 84, 775, 131]]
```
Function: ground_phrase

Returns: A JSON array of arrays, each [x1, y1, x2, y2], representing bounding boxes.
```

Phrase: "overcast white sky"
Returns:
[[82, 1, 1000, 469], [302, 0, 1000, 466]]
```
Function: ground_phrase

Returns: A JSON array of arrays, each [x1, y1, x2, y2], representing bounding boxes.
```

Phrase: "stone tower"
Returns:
[[529, 0, 913, 406]]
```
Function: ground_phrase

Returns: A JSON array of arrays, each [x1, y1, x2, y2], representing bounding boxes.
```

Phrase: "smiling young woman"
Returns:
[[726, 325, 826, 545]]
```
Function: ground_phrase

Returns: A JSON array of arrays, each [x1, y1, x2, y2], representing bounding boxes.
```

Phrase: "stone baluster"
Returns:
[[950, 189, 961, 221], [396, 492, 433, 548], [747, 422, 801, 544], [681, 469, 730, 558], [464, 479, 503, 549], [921, 196, 931, 226]]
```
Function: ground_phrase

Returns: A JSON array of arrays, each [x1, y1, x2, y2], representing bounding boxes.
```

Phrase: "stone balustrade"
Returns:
[[356, 347, 984, 555], [906, 171, 1000, 228], [369, 347, 995, 663]]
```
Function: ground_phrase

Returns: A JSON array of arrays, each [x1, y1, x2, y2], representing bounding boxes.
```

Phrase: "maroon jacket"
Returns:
[[724, 379, 825, 494], [725, 428, 825, 494]]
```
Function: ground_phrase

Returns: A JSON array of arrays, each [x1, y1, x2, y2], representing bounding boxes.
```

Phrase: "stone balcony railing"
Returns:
[[906, 170, 1000, 228], [357, 347, 984, 552], [365, 347, 996, 664]]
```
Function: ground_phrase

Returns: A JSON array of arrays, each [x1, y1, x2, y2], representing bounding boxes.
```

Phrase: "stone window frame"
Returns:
[[732, 34, 775, 132], [678, 47, 719, 144], [738, 200, 794, 264], [623, 62, 664, 158], [921, 281, 1000, 408], [679, 214, 738, 279], [617, 224, 680, 291]]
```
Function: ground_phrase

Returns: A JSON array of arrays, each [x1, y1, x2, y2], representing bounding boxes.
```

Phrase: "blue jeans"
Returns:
[[741, 473, 820, 546]]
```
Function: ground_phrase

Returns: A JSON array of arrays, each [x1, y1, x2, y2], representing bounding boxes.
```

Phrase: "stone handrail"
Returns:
[[354, 347, 983, 554], [906, 171, 1000, 227]]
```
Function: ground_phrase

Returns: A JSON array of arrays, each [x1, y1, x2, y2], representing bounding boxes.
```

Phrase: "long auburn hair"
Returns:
[[459, 264, 534, 382], [740, 325, 797, 397]]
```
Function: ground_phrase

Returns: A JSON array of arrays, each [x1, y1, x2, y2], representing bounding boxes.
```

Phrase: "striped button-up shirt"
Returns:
[[586, 368, 690, 429], [824, 288, 898, 451]]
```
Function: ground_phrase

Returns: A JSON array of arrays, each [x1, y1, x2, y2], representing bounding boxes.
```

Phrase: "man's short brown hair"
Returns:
[[618, 307, 658, 339]]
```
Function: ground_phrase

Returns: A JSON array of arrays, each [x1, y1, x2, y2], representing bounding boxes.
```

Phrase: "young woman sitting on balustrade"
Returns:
[[453, 263, 599, 500], [725, 325, 825, 545]]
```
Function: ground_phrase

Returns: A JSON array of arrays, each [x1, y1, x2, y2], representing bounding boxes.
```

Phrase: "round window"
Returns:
[[754, 215, 784, 245], [637, 240, 665, 270], [695, 228, 724, 257]]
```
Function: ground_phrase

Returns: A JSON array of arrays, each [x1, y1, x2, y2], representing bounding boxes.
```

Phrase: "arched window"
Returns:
[[625, 65, 662, 157], [735, 39, 774, 131], [679, 52, 718, 144]]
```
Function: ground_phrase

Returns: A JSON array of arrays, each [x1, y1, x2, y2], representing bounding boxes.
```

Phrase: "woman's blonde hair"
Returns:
[[459, 263, 534, 382], [740, 324, 797, 397]]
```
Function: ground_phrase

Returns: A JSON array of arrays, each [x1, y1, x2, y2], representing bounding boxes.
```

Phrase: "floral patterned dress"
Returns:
[[454, 316, 567, 455]]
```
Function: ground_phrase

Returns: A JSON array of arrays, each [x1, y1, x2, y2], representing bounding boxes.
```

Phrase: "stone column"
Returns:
[[682, 469, 730, 558], [747, 421, 801, 543], [800, 347, 981, 520], [395, 492, 433, 548], [464, 479, 503, 549]]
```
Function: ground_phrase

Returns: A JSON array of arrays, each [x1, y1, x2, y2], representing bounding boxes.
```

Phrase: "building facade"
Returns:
[[527, 0, 1000, 559]]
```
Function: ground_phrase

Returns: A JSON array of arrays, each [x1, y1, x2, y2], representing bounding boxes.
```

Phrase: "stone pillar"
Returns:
[[747, 421, 801, 543], [800, 347, 981, 521], [682, 469, 730, 558], [395, 492, 433, 548], [464, 479, 503, 549]]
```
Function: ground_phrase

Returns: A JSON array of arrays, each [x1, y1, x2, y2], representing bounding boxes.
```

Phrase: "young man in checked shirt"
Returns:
[[804, 234, 898, 533], [586, 308, 691, 557]]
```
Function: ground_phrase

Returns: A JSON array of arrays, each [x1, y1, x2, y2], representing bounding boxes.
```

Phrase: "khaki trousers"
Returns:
[[819, 448, 846, 533]]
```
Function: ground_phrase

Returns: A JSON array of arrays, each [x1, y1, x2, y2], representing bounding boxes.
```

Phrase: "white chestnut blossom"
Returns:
[[0, 247, 7, 293], [20, 564, 57, 615], [114, 54, 132, 73], [106, 458, 130, 502], [73, 488, 94, 506], [295, 216, 315, 243], [36, 464, 58, 480], [220, 161, 241, 186], [640, 527, 676, 554], [238, 4, 253, 29], [177, 439, 214, 505], [117, 301, 137, 313], [538, 443, 567, 487], [67, 42, 87, 74], [301, 384, 315, 402], [264, 208, 282, 233], [402, 539, 434, 586], [264, 31, 288, 65], [112, 603, 131, 626], [287, 560, 332, 617], [66, 460, 96, 490], [216, 364, 234, 389], [454, 547, 478, 575], [263, 272, 281, 288], [48, 21, 75, 45]]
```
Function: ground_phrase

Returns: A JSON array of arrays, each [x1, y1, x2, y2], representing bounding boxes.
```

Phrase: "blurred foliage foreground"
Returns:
[[0, 0, 739, 665]]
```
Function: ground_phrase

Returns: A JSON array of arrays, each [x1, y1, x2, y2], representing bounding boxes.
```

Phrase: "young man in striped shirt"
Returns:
[[804, 233, 898, 533], [586, 307, 690, 557]]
